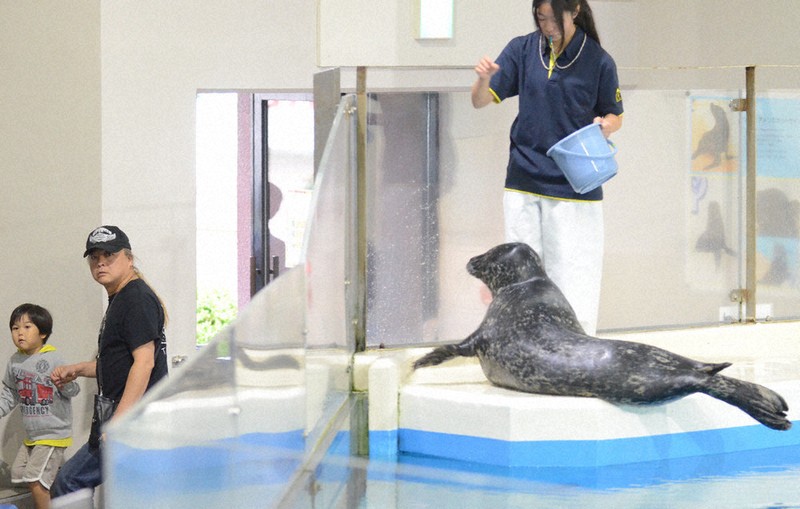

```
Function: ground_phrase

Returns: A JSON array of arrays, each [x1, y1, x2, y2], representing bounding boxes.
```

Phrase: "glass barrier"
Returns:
[[603, 67, 747, 330], [103, 95, 358, 508], [362, 66, 777, 345], [754, 66, 800, 322], [364, 92, 442, 345]]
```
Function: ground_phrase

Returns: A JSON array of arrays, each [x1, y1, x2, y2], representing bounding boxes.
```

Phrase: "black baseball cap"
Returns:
[[83, 225, 131, 257]]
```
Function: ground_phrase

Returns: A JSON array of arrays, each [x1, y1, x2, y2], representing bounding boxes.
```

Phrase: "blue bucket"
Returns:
[[546, 123, 618, 194]]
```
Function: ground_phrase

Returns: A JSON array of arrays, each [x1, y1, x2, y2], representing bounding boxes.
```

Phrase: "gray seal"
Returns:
[[414, 243, 791, 430]]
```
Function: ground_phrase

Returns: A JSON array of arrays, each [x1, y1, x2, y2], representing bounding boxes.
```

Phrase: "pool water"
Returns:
[[355, 447, 800, 509], [105, 406, 800, 508], [282, 426, 800, 509], [103, 430, 800, 508]]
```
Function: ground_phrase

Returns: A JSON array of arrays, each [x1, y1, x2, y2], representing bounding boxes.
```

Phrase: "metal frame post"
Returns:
[[355, 67, 368, 351], [745, 66, 757, 322]]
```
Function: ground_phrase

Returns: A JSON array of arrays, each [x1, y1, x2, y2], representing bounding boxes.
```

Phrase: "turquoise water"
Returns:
[[348, 441, 800, 509], [105, 431, 800, 508], [359, 467, 800, 509], [370, 450, 800, 508]]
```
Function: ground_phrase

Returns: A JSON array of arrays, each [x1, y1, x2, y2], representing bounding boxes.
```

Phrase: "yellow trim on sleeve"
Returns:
[[489, 88, 501, 104]]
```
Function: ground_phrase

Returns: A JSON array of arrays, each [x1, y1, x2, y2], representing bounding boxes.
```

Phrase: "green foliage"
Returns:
[[196, 289, 237, 346]]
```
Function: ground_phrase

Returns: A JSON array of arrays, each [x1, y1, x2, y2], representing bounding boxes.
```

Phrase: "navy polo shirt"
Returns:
[[489, 28, 623, 201]]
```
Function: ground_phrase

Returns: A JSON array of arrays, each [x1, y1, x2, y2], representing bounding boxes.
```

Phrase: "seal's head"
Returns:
[[467, 243, 547, 294]]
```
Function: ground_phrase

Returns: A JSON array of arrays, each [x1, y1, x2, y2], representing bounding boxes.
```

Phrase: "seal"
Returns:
[[414, 242, 791, 431]]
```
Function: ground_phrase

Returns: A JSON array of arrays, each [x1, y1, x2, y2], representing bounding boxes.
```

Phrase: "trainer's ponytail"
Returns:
[[124, 249, 170, 326], [574, 0, 600, 44]]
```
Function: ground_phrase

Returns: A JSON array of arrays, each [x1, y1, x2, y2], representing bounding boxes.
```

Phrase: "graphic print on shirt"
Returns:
[[14, 360, 56, 416]]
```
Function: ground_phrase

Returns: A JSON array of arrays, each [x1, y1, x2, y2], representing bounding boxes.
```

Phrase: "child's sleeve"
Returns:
[[58, 380, 80, 399], [50, 353, 81, 399], [0, 376, 18, 418]]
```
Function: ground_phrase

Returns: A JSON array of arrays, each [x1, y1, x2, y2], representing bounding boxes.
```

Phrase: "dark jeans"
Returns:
[[50, 442, 102, 499]]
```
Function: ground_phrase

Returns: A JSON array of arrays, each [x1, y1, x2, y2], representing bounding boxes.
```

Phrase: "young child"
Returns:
[[1, 304, 79, 509]]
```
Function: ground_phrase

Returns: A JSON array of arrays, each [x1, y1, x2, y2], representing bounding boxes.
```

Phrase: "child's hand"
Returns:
[[51, 365, 78, 389]]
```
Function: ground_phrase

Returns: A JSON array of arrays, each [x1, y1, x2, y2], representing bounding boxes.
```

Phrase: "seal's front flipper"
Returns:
[[412, 334, 480, 369]]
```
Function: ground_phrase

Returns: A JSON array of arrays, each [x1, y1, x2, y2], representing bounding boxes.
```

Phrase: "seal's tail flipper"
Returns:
[[699, 361, 732, 376], [702, 375, 791, 430], [412, 335, 480, 370]]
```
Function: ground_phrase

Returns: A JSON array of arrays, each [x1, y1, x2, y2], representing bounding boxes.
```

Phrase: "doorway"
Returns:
[[195, 91, 314, 346], [251, 94, 315, 295]]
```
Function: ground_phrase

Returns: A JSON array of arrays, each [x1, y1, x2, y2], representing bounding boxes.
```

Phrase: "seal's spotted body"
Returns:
[[414, 243, 791, 431]]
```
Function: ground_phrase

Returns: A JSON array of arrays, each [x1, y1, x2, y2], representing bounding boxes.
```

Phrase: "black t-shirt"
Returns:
[[98, 278, 168, 403]]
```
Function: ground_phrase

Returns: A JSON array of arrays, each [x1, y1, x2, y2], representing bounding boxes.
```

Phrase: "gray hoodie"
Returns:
[[0, 344, 80, 445]]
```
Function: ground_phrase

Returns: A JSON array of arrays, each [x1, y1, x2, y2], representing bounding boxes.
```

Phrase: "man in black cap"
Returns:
[[50, 225, 168, 501]]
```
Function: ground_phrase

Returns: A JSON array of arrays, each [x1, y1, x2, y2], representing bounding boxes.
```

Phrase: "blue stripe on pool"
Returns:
[[396, 423, 800, 467]]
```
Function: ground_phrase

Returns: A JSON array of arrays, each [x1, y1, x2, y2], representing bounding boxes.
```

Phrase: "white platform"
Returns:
[[357, 322, 800, 467]]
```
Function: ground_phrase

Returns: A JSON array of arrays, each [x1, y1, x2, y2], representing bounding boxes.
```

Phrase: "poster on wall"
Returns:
[[753, 97, 800, 291], [687, 96, 741, 296], [687, 95, 800, 304]]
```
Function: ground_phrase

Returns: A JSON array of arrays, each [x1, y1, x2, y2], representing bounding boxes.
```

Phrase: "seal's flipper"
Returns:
[[413, 334, 481, 369], [702, 375, 791, 430], [698, 362, 732, 376]]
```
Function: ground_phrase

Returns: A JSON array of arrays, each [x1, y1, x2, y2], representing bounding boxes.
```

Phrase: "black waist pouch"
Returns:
[[89, 394, 115, 449]]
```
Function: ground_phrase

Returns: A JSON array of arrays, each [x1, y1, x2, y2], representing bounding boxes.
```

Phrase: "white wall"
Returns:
[[321, 0, 798, 70], [100, 1, 321, 361], [0, 1, 101, 459], [319, 0, 637, 69], [635, 0, 800, 68]]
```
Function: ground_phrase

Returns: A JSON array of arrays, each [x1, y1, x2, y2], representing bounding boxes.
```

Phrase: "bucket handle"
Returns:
[[552, 140, 617, 159]]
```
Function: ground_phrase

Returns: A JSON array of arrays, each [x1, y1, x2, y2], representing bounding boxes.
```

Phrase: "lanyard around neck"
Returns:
[[540, 32, 587, 78]]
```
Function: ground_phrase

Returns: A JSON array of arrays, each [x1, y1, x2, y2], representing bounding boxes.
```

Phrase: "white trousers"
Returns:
[[503, 190, 604, 336]]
